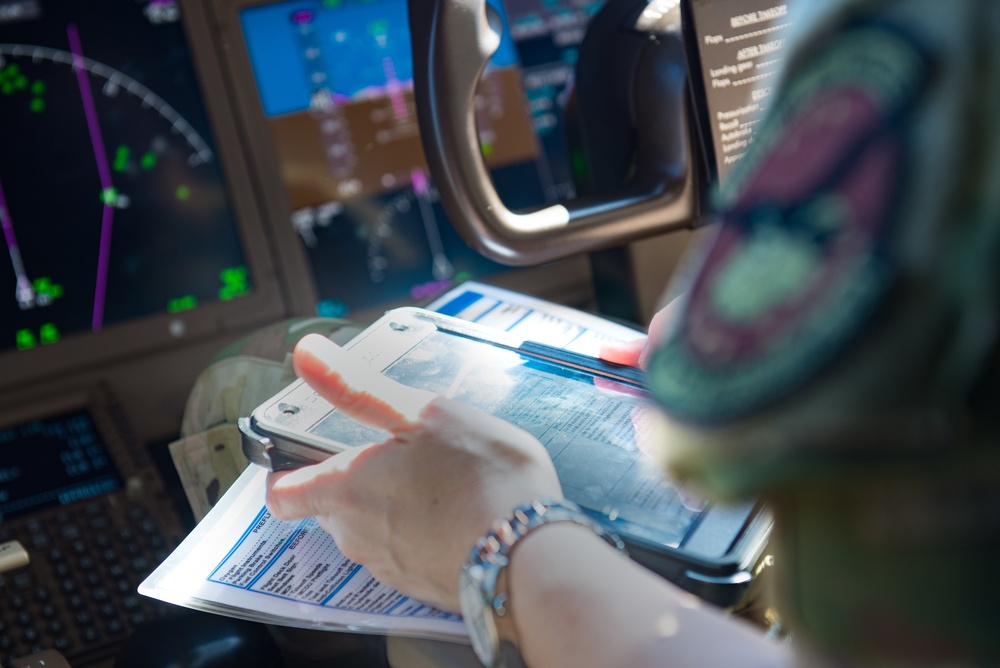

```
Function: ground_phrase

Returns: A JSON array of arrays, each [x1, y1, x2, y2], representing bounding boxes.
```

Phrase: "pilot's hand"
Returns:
[[264, 334, 562, 611], [599, 298, 681, 369]]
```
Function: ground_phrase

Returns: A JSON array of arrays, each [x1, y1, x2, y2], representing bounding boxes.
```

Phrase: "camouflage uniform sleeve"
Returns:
[[648, 17, 932, 498], [647, 2, 1000, 661], [169, 317, 361, 520]]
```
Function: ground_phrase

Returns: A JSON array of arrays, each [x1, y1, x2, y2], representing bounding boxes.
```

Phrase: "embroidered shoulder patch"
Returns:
[[649, 23, 928, 424]]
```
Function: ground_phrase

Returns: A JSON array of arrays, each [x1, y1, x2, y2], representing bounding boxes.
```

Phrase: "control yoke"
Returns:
[[409, 0, 698, 266]]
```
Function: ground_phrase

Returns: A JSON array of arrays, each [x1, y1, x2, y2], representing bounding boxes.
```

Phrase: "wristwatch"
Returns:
[[458, 499, 625, 667]]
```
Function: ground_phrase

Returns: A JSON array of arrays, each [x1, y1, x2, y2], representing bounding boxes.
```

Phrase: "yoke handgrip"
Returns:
[[409, 0, 697, 266]]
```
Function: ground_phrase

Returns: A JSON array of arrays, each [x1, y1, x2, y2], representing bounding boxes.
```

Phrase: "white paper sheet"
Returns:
[[140, 465, 466, 641], [427, 281, 644, 355]]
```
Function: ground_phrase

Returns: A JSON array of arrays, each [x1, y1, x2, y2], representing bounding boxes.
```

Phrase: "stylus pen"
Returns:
[[519, 341, 647, 387], [420, 311, 649, 388]]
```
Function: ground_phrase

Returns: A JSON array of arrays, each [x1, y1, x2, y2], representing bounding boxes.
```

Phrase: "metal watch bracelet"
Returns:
[[459, 499, 626, 667]]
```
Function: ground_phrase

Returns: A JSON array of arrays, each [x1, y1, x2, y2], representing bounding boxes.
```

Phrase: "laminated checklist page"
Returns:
[[139, 465, 465, 641], [427, 281, 644, 355]]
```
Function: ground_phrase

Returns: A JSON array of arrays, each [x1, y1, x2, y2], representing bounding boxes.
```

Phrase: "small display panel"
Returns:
[[0, 407, 124, 522], [686, 0, 796, 183], [0, 0, 252, 355], [238, 0, 602, 315]]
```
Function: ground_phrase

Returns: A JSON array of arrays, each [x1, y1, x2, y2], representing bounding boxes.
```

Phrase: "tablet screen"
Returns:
[[306, 328, 707, 549]]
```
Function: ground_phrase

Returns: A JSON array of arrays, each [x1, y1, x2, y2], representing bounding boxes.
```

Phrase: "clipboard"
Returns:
[[239, 307, 771, 607]]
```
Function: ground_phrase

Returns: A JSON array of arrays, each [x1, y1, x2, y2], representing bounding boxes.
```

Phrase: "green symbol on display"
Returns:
[[167, 295, 198, 313], [1, 65, 46, 112], [0, 64, 20, 95], [100, 187, 119, 205], [33, 277, 64, 301], [141, 152, 158, 170], [219, 266, 250, 301], [15, 329, 36, 350], [39, 323, 60, 345], [114, 146, 131, 173]]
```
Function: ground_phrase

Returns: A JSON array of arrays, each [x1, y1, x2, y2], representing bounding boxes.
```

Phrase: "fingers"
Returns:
[[599, 337, 647, 367], [598, 297, 685, 370], [293, 333, 436, 433], [645, 299, 680, 347], [265, 443, 377, 520], [265, 469, 316, 521]]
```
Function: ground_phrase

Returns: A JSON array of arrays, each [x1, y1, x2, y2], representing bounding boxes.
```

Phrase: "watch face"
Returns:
[[459, 565, 499, 666]]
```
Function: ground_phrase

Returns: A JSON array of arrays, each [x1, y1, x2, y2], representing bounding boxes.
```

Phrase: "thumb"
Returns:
[[599, 337, 647, 367], [264, 442, 377, 520], [293, 333, 436, 434]]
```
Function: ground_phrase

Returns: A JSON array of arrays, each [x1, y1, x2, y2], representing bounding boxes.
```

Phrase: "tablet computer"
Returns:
[[239, 307, 771, 607]]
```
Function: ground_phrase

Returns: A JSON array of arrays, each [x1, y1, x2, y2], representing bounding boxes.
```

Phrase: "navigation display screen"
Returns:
[[0, 0, 252, 355], [238, 0, 603, 315]]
